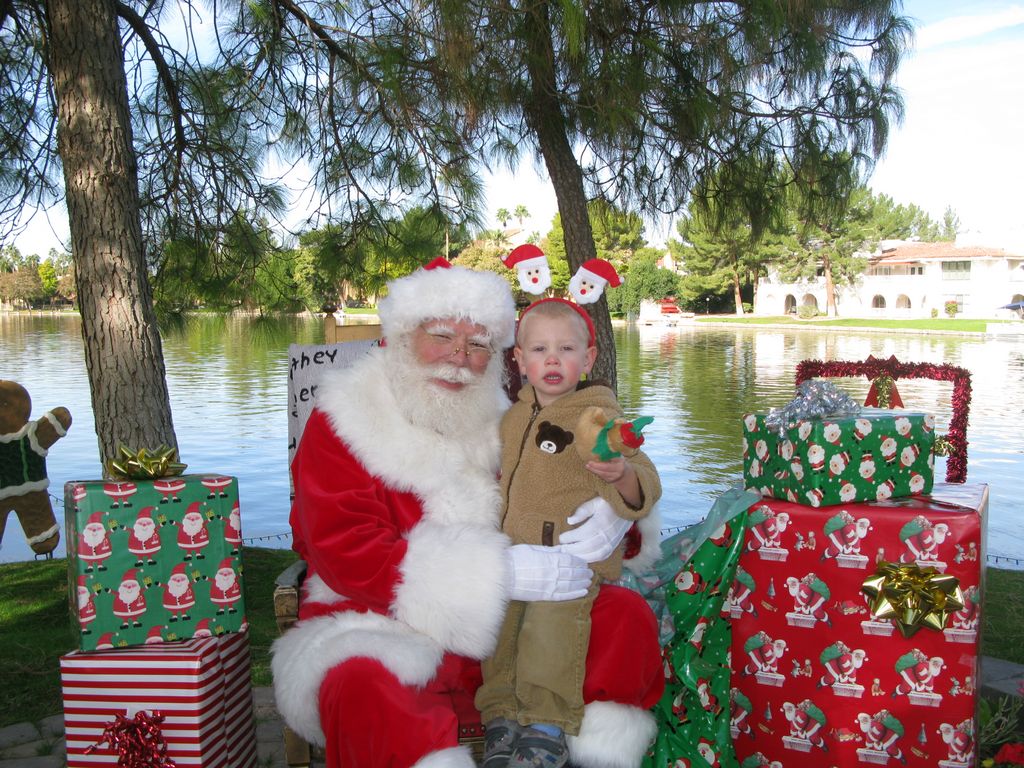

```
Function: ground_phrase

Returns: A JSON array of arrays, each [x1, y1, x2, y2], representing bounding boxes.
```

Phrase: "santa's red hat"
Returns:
[[88, 512, 104, 525], [121, 569, 138, 583], [96, 632, 115, 649], [145, 626, 164, 643], [219, 557, 234, 570], [171, 563, 187, 576], [185, 501, 202, 515], [577, 258, 622, 288], [136, 507, 154, 520], [78, 574, 87, 588], [502, 244, 547, 270], [378, 259, 516, 349]]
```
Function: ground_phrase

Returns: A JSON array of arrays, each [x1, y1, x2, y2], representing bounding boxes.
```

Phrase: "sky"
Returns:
[[12, 1, 1024, 256]]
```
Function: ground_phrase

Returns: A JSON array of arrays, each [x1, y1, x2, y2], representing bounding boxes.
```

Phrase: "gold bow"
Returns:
[[861, 561, 964, 638], [105, 444, 188, 480]]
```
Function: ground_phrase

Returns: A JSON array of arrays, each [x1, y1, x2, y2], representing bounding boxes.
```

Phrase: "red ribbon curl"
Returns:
[[85, 711, 177, 768]]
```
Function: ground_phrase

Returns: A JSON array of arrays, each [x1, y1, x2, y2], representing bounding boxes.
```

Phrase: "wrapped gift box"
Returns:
[[65, 475, 246, 650], [742, 409, 936, 507], [728, 483, 986, 768], [62, 631, 257, 767]]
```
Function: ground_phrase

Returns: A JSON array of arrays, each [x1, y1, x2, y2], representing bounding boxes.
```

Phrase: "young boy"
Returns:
[[475, 297, 662, 768]]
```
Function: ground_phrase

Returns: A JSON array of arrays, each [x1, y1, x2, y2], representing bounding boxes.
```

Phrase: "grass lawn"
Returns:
[[694, 316, 1005, 333], [2, 547, 1020, 728]]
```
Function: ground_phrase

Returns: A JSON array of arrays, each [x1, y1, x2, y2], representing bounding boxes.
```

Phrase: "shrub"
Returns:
[[797, 304, 818, 319], [945, 300, 959, 318], [931, 307, 939, 319]]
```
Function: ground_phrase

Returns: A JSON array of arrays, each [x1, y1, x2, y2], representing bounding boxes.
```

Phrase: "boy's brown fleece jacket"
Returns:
[[499, 382, 661, 581]]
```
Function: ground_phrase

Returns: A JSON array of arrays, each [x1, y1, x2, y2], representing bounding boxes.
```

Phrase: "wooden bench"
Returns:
[[274, 318, 485, 766]]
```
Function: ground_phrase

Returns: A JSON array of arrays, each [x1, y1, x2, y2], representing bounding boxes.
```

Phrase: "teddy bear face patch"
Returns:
[[536, 421, 574, 454]]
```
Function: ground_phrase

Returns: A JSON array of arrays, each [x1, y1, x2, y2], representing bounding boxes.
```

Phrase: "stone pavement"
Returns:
[[2, 657, 1022, 767]]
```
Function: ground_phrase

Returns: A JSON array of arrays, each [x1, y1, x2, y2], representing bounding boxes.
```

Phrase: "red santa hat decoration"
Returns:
[[502, 244, 552, 295], [503, 247, 623, 346], [569, 258, 623, 305]]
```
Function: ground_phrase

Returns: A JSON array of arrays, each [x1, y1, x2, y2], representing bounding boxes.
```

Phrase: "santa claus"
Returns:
[[176, 502, 209, 559], [272, 261, 663, 768], [77, 511, 112, 572], [76, 575, 96, 634], [502, 243, 551, 295], [111, 568, 147, 628], [210, 557, 241, 614], [127, 506, 161, 565], [162, 562, 196, 621], [224, 501, 242, 554], [568, 258, 622, 305]]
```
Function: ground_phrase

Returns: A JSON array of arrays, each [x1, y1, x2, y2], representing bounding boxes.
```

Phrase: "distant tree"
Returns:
[[496, 208, 512, 228], [940, 206, 961, 241], [605, 249, 678, 317], [514, 205, 530, 226], [38, 260, 58, 300]]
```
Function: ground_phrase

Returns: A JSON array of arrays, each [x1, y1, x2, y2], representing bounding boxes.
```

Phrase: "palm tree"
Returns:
[[514, 205, 530, 226], [496, 207, 511, 227]]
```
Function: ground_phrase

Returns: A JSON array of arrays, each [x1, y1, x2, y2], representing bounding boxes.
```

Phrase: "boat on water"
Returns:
[[637, 298, 694, 327]]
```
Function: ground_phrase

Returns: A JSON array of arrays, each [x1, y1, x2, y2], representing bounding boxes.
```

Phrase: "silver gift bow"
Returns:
[[764, 380, 862, 438]]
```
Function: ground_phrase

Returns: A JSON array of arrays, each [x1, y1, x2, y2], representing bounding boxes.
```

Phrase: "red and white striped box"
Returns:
[[61, 632, 256, 767]]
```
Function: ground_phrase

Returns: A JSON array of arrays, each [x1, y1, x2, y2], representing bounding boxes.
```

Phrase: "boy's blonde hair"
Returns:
[[516, 299, 594, 348]]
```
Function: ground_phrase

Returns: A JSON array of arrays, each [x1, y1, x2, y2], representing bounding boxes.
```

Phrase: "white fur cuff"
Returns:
[[568, 701, 658, 768], [392, 520, 511, 658], [412, 745, 477, 768]]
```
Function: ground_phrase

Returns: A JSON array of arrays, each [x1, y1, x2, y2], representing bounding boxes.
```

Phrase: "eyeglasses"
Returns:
[[424, 331, 493, 362]]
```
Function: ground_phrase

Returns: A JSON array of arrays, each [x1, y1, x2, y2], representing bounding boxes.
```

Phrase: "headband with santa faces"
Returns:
[[502, 245, 623, 346]]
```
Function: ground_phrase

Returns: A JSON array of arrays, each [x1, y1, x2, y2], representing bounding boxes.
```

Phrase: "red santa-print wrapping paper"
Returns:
[[728, 483, 987, 768], [65, 475, 247, 651], [61, 631, 257, 768]]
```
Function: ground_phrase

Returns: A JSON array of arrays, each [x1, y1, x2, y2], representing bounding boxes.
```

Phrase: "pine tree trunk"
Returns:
[[521, 3, 616, 387], [823, 251, 838, 317], [46, 0, 178, 470], [733, 268, 744, 315]]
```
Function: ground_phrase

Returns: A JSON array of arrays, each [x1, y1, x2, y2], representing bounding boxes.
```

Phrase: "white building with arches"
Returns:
[[754, 239, 1024, 319]]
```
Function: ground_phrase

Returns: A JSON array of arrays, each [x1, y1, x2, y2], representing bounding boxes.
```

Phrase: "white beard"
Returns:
[[167, 574, 190, 597], [134, 521, 155, 540], [181, 514, 204, 536], [82, 524, 106, 548], [119, 582, 140, 604], [215, 570, 236, 591], [385, 342, 506, 440]]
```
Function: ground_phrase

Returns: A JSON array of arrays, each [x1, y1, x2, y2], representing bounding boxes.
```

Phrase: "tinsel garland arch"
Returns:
[[795, 356, 971, 483]]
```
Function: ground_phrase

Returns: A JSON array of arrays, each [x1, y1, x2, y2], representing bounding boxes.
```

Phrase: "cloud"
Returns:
[[914, 5, 1024, 50]]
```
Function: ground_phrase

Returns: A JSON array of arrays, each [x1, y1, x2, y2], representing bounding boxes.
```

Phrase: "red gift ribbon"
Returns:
[[85, 711, 176, 767]]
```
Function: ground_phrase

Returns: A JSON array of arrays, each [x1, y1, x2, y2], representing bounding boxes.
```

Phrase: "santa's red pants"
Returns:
[[317, 585, 664, 768]]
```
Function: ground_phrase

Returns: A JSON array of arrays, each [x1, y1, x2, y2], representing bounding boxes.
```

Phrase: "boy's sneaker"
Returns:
[[482, 718, 524, 768], [508, 726, 569, 768]]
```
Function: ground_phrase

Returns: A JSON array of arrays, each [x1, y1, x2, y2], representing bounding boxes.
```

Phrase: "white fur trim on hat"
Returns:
[[271, 610, 444, 745], [378, 264, 516, 349], [567, 701, 658, 768]]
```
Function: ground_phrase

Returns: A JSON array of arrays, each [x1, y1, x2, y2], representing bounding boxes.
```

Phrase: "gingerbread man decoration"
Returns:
[[0, 380, 72, 556]]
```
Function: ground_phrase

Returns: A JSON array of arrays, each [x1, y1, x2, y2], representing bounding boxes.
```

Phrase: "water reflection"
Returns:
[[1, 313, 1021, 566]]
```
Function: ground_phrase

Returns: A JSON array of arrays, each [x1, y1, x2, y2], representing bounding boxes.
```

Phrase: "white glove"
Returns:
[[506, 544, 593, 602], [558, 496, 632, 564]]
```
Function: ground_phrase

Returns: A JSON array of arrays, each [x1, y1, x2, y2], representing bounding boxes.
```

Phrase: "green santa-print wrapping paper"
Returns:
[[65, 474, 246, 650], [636, 486, 759, 768], [742, 408, 935, 508]]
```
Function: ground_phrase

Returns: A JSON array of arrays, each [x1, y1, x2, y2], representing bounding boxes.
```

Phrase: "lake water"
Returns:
[[2, 313, 1022, 567]]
